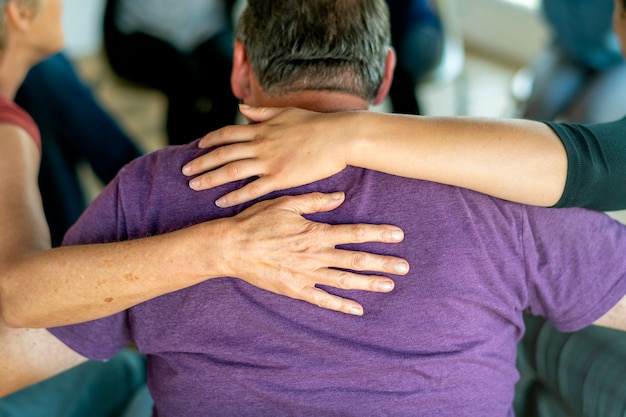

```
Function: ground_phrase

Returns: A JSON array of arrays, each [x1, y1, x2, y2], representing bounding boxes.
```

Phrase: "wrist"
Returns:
[[343, 112, 370, 167], [178, 220, 231, 281]]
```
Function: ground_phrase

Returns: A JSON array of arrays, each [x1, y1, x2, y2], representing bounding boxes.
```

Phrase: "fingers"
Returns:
[[193, 106, 287, 150], [298, 286, 366, 316], [184, 139, 255, 178], [198, 124, 256, 148], [327, 248, 409, 276], [273, 193, 406, 244], [238, 105, 287, 123], [297, 270, 399, 316], [214, 178, 280, 207], [222, 191, 409, 316], [214, 189, 346, 210], [324, 222, 405, 246], [271, 191, 347, 215], [188, 159, 264, 193], [317, 269, 397, 292]]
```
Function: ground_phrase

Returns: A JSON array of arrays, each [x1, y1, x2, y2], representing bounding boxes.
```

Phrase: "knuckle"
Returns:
[[369, 278, 381, 291], [348, 253, 367, 270], [196, 174, 212, 188], [214, 126, 226, 139], [213, 144, 230, 161], [351, 225, 368, 242], [219, 124, 238, 138], [315, 294, 335, 310], [245, 181, 263, 199], [276, 281, 295, 296], [307, 222, 327, 239], [225, 162, 241, 178], [307, 192, 328, 208], [378, 256, 393, 272], [335, 271, 352, 289]]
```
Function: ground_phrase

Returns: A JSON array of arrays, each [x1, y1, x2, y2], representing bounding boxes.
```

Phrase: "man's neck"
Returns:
[[254, 90, 370, 113]]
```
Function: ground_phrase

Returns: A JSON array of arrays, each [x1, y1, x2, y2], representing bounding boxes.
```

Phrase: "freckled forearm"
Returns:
[[0, 222, 227, 328]]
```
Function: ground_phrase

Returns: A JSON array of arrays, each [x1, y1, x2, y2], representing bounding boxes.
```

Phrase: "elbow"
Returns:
[[0, 285, 34, 328], [0, 307, 27, 329], [0, 296, 29, 329], [0, 299, 39, 328]]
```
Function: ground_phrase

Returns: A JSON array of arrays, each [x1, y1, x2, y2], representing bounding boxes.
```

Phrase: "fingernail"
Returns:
[[182, 165, 191, 175], [215, 198, 227, 208], [189, 179, 200, 190], [391, 230, 404, 241], [395, 262, 409, 274], [239, 104, 251, 109], [379, 281, 394, 292], [331, 192, 343, 200], [349, 306, 364, 316]]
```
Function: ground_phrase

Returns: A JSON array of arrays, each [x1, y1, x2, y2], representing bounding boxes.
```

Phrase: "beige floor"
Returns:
[[73, 52, 169, 154]]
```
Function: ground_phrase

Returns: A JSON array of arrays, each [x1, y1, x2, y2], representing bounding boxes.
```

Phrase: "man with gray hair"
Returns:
[[19, 0, 626, 416]]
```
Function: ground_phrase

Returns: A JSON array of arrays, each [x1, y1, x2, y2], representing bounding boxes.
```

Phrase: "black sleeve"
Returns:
[[545, 117, 626, 211]]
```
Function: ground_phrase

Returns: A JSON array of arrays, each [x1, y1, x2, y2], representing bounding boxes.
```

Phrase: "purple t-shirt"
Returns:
[[50, 140, 626, 417]]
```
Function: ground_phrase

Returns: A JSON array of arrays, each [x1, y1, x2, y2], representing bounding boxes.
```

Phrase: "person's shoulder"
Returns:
[[0, 94, 41, 150], [120, 139, 204, 175], [111, 139, 208, 205], [0, 94, 33, 124]]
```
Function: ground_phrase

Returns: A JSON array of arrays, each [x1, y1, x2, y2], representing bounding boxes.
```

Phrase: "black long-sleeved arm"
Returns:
[[547, 117, 626, 211]]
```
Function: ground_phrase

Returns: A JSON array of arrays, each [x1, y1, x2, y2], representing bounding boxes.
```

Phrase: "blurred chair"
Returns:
[[511, 0, 626, 123], [0, 350, 150, 417], [386, 0, 466, 115], [426, 0, 464, 85], [426, 0, 466, 114]]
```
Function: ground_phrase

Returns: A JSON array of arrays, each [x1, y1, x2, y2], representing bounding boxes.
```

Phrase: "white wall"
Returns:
[[452, 0, 548, 65], [62, 0, 549, 65], [62, 0, 107, 57]]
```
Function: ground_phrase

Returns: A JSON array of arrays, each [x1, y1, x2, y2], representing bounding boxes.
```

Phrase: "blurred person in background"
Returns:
[[15, 51, 143, 246], [103, 0, 239, 145], [386, 0, 443, 114], [517, 0, 626, 123]]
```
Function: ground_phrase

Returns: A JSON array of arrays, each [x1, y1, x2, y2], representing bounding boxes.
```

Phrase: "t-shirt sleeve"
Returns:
[[546, 117, 626, 211], [47, 175, 134, 361], [0, 95, 42, 153], [522, 205, 626, 332]]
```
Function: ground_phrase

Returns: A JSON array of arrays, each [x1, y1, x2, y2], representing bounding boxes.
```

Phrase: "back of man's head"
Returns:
[[236, 0, 391, 101]]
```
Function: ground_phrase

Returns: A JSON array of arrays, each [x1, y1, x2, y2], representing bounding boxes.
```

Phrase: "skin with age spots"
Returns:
[[124, 273, 140, 282]]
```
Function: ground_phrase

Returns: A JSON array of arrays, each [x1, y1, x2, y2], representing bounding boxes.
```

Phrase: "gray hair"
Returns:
[[236, 0, 391, 101]]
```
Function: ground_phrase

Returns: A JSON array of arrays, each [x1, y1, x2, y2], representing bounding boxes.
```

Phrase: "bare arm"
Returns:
[[594, 294, 626, 331], [0, 126, 87, 397], [0, 325, 87, 397], [183, 106, 567, 208], [0, 125, 409, 328]]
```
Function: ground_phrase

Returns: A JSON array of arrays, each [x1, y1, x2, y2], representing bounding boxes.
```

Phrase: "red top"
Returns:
[[0, 93, 41, 153]]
